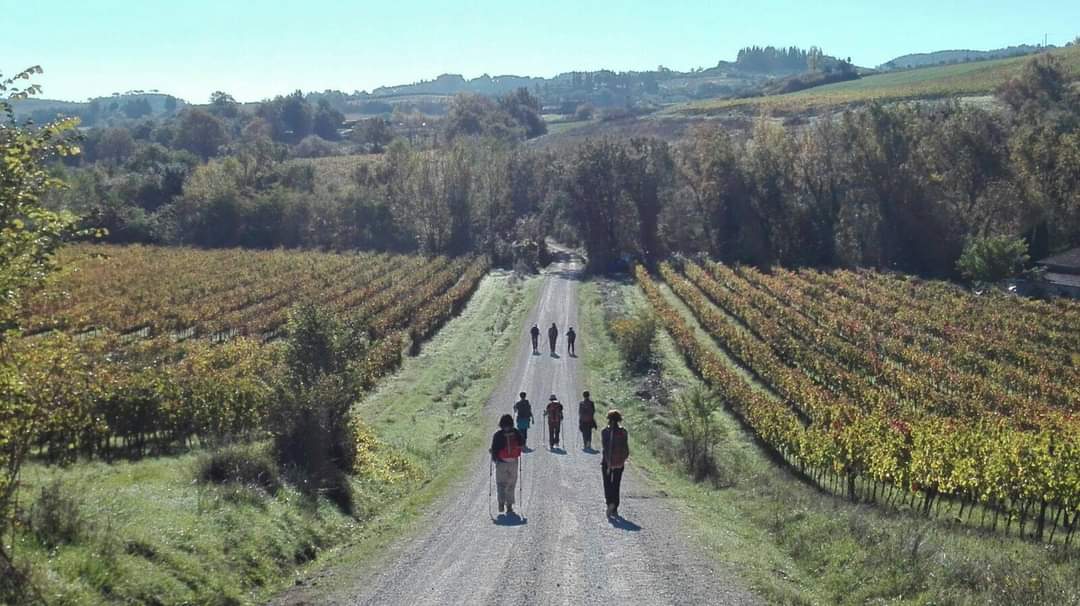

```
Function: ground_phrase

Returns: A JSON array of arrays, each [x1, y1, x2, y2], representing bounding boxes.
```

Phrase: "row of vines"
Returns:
[[638, 260, 1080, 543], [17, 245, 489, 462]]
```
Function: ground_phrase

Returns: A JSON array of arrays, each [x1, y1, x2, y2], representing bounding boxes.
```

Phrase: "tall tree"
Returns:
[[173, 108, 229, 160]]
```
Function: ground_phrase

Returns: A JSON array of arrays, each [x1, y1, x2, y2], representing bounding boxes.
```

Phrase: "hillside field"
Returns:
[[675, 45, 1080, 115]]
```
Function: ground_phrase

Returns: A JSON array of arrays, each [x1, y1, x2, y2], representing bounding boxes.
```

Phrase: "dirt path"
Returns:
[[344, 252, 759, 605]]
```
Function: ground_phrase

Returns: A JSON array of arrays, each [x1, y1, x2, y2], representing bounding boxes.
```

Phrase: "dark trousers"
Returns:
[[580, 424, 593, 447], [549, 337, 556, 353], [531, 335, 538, 351], [568, 339, 575, 355], [602, 463, 624, 507], [548, 421, 561, 445]]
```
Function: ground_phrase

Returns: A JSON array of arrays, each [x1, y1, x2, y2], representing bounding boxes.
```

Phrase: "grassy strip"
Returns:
[[11, 272, 539, 606], [578, 278, 1080, 605]]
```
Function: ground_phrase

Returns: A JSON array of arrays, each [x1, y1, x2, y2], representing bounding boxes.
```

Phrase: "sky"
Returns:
[[4, 0, 1078, 103]]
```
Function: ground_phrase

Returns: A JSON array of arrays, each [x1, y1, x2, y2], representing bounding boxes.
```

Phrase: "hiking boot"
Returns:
[[506, 505, 515, 516]]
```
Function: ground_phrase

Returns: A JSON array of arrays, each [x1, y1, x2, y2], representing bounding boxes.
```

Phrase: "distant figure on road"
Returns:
[[490, 414, 524, 515], [514, 392, 534, 445], [548, 322, 559, 355], [544, 394, 564, 448], [566, 327, 577, 356], [530, 324, 540, 354], [601, 409, 630, 518], [578, 391, 596, 450]]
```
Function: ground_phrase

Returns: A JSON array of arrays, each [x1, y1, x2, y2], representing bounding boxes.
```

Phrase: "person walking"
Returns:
[[544, 394, 564, 448], [578, 391, 596, 450], [566, 327, 577, 357], [547, 322, 559, 355], [601, 409, 630, 518], [513, 392, 534, 446], [530, 324, 540, 354], [490, 414, 524, 515]]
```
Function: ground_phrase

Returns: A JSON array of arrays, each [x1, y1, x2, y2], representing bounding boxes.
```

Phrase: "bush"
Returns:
[[609, 308, 656, 373], [197, 444, 281, 494], [956, 235, 1030, 284], [270, 305, 362, 513], [28, 480, 87, 548], [671, 387, 724, 483]]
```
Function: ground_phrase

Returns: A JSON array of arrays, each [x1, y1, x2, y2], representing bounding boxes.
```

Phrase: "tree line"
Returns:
[[43, 54, 1080, 280]]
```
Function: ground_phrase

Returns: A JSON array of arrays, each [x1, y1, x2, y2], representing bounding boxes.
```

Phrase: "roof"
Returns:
[[1038, 247, 1080, 273], [1043, 272, 1080, 289]]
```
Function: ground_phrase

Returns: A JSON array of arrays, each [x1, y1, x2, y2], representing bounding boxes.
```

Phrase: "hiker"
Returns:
[[530, 324, 540, 353], [578, 391, 596, 450], [514, 392, 534, 445], [544, 394, 564, 448], [490, 414, 524, 515], [548, 322, 559, 355], [567, 327, 577, 356], [601, 409, 630, 517]]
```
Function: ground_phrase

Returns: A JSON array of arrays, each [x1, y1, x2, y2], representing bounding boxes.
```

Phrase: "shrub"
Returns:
[[609, 308, 657, 373], [671, 387, 723, 482], [956, 235, 1029, 284], [197, 444, 281, 494], [28, 480, 87, 548], [270, 305, 361, 513]]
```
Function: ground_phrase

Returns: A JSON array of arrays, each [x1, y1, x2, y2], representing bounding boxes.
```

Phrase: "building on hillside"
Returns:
[[1036, 247, 1080, 298]]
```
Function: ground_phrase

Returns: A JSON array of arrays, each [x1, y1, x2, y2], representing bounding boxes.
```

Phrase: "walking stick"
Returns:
[[518, 455, 524, 519], [488, 459, 494, 520]]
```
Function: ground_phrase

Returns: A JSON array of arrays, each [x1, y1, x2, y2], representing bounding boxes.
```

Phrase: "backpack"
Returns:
[[498, 430, 523, 460], [547, 401, 563, 421], [608, 428, 629, 469]]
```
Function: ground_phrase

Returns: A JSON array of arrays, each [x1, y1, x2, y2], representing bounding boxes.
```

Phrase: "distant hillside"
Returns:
[[676, 45, 1080, 116], [11, 92, 185, 126], [880, 45, 1050, 70]]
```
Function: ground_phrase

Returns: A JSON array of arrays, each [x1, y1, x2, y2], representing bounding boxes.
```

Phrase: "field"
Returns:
[[18, 244, 488, 462], [638, 258, 1080, 543], [675, 45, 1080, 115]]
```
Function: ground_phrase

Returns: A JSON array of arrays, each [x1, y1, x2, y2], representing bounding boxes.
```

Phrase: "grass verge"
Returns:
[[578, 278, 1080, 605], [10, 271, 539, 606]]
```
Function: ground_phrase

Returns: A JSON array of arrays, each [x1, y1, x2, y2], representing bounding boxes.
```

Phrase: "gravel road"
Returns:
[[348, 252, 759, 605]]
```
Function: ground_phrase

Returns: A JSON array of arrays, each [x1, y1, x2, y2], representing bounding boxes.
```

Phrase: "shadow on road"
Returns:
[[549, 352, 561, 359], [547, 447, 567, 455], [582, 447, 598, 455], [608, 516, 641, 532], [493, 513, 528, 527]]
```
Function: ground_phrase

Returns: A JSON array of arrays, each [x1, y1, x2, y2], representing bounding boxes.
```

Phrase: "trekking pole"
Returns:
[[488, 459, 494, 520], [517, 455, 524, 519]]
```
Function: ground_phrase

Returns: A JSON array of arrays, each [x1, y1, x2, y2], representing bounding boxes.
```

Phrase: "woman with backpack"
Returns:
[[490, 414, 524, 515], [544, 394, 564, 448], [601, 409, 630, 518], [578, 391, 597, 450]]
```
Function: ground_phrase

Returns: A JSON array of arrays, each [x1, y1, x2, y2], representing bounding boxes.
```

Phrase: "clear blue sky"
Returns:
[[4, 0, 1077, 103]]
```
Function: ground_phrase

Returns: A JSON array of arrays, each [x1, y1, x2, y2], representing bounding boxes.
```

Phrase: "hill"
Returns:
[[11, 92, 185, 126], [675, 45, 1080, 116], [880, 44, 1050, 70]]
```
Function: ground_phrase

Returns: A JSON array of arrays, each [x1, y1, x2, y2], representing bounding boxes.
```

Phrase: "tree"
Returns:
[[443, 93, 520, 141], [956, 235, 1030, 283], [173, 108, 229, 160], [621, 138, 673, 264], [0, 65, 80, 591], [498, 87, 546, 138], [209, 91, 239, 119], [351, 117, 393, 153], [312, 99, 344, 140], [567, 140, 628, 272], [96, 127, 135, 167]]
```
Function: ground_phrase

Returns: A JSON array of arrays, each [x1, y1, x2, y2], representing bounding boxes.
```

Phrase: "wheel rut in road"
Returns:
[[348, 252, 759, 605]]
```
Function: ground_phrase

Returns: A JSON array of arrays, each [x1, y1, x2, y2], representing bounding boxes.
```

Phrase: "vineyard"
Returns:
[[638, 259, 1080, 543], [16, 244, 489, 461]]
